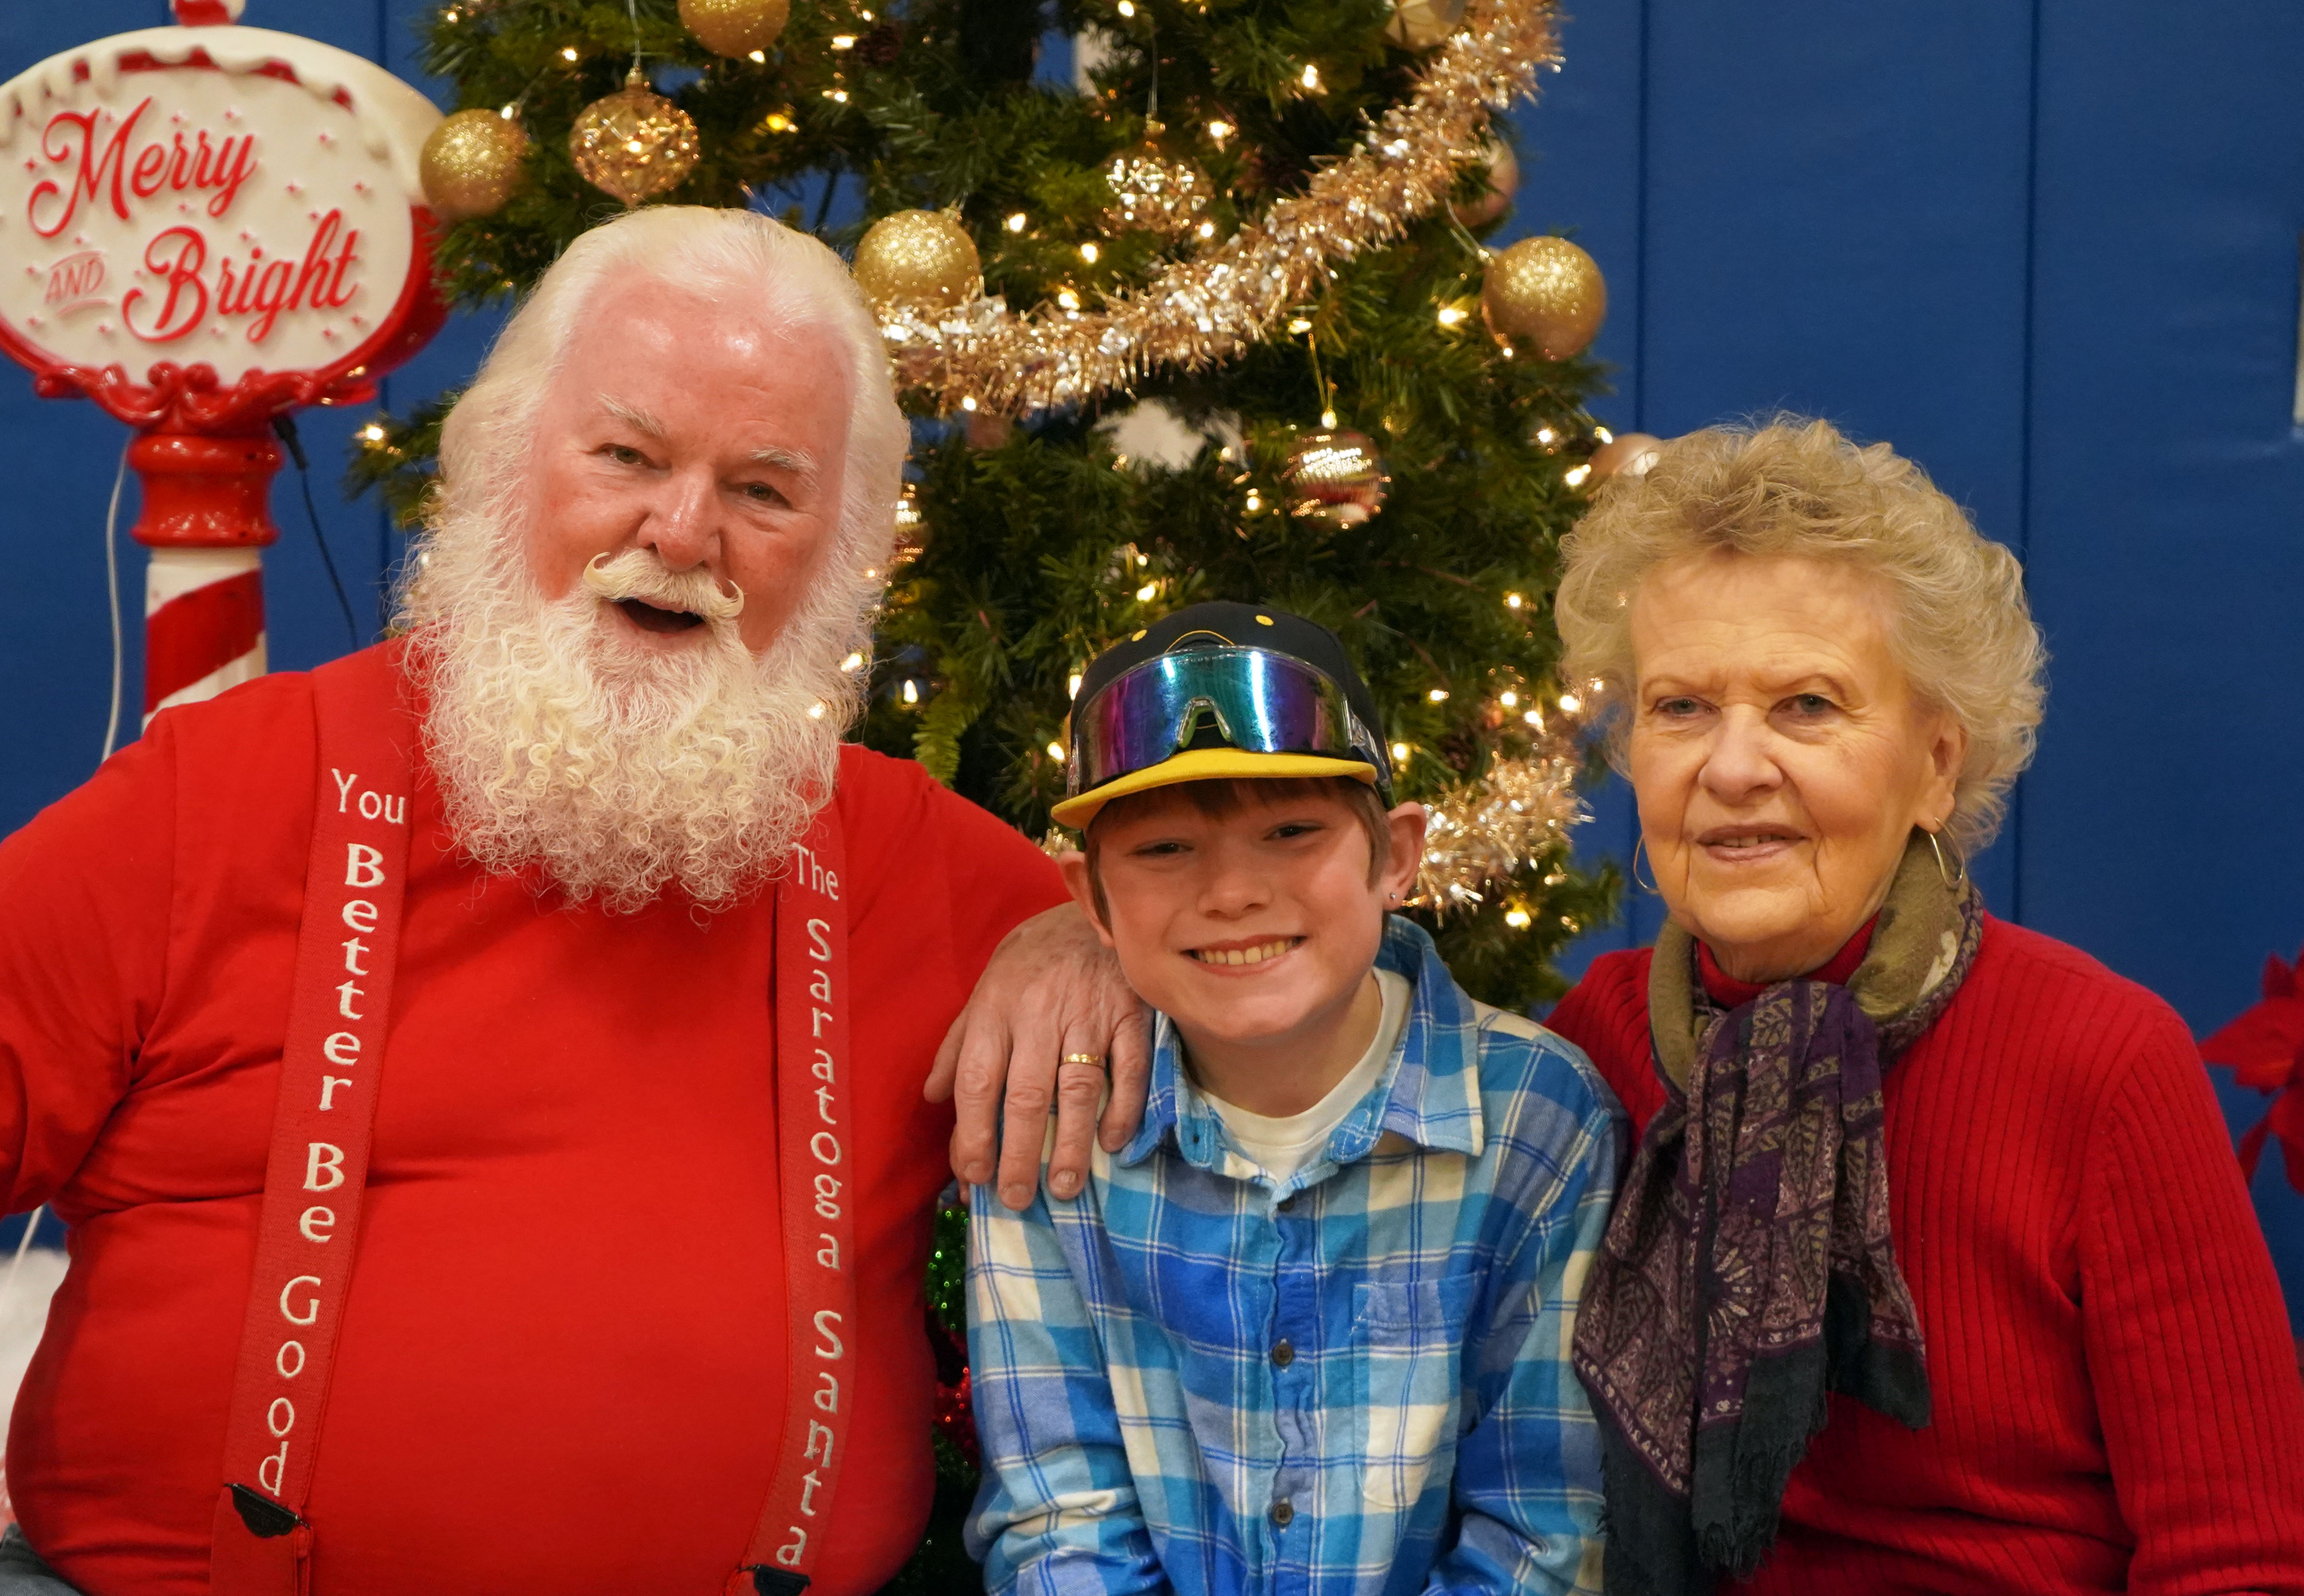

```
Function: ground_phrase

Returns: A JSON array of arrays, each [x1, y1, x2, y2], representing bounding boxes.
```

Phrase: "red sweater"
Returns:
[[0, 645, 1067, 1596], [1547, 917, 2304, 1594]]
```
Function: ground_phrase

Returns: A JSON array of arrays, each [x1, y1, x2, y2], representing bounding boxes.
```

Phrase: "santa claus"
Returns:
[[0, 207, 1143, 1596]]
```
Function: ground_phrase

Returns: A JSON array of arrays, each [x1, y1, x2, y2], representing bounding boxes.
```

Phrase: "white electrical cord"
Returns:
[[101, 445, 127, 763]]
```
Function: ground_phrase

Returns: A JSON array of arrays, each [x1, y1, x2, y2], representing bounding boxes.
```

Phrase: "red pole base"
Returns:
[[127, 432, 284, 551]]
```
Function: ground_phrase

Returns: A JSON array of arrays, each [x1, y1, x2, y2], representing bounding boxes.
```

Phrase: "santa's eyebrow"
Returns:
[[746, 445, 817, 482], [597, 396, 666, 438]]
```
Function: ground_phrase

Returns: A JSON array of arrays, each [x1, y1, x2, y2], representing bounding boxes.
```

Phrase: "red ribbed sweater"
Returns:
[[1547, 914, 2304, 1595]]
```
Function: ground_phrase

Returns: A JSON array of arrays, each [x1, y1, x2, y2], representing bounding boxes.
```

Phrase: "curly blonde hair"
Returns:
[[1554, 416, 2046, 855]]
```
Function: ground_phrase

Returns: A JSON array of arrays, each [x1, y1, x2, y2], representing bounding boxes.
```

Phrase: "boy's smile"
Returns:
[[1187, 935, 1306, 969], [1061, 782, 1427, 1118]]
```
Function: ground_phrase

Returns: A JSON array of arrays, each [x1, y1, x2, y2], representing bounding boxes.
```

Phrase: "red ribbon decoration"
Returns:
[[2200, 944, 2304, 1192]]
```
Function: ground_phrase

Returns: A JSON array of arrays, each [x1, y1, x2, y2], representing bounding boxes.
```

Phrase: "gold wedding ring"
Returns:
[[1061, 1052, 1107, 1069]]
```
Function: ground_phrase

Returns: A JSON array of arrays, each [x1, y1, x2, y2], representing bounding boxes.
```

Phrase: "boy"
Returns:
[[965, 602, 1618, 1596]]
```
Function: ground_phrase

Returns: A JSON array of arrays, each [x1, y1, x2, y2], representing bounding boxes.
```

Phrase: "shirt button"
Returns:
[[1271, 1499, 1295, 1527], [1271, 1339, 1294, 1367]]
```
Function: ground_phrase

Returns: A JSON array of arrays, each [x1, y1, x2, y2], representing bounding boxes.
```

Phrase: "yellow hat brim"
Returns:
[[1049, 748, 1380, 831]]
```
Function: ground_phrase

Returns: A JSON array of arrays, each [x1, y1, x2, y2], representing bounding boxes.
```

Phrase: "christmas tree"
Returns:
[[353, 0, 1619, 1576]]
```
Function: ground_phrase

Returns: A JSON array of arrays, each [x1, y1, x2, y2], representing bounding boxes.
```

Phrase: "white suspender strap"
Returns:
[[729, 810, 858, 1594], [210, 661, 414, 1596]]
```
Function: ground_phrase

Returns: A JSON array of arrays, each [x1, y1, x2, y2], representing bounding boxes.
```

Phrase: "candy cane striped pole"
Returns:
[[126, 0, 273, 724], [130, 431, 280, 724]]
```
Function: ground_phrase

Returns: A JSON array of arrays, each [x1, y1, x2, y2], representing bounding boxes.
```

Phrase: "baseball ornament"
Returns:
[[1283, 429, 1389, 530]]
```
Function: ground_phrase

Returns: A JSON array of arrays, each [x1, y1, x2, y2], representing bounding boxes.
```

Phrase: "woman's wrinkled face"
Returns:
[[1627, 551, 1965, 983]]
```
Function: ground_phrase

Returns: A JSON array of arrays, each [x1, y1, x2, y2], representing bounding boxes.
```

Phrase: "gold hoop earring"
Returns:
[[1632, 837, 1659, 895], [1926, 828, 1966, 889]]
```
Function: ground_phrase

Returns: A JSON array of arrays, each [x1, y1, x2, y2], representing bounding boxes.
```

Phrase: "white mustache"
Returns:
[[580, 550, 745, 622]]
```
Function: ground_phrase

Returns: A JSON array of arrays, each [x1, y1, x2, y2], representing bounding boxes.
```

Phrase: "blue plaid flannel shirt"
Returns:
[[965, 917, 1619, 1596]]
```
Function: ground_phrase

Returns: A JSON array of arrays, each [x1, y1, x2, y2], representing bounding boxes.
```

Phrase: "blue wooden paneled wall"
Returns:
[[2, 2, 2300, 1316]]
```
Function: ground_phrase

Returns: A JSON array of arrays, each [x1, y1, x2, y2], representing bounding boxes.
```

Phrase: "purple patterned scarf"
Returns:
[[1571, 833, 1982, 1595]]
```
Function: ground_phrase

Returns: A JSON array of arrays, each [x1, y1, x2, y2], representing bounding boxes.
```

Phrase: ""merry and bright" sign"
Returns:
[[0, 23, 441, 403]]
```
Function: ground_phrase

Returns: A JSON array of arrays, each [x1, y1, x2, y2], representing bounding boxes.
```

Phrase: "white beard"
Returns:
[[401, 523, 860, 914]]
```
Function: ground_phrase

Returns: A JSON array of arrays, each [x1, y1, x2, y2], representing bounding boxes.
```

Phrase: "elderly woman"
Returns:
[[1544, 418, 2304, 1595]]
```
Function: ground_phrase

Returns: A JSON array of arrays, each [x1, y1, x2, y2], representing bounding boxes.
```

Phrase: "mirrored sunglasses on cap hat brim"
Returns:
[[1067, 646, 1392, 802]]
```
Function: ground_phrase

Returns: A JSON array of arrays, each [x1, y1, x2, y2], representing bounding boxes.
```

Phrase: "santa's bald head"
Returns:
[[399, 208, 906, 911]]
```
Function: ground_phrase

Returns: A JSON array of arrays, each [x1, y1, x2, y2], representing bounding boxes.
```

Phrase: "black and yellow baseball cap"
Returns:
[[1051, 601, 1393, 831]]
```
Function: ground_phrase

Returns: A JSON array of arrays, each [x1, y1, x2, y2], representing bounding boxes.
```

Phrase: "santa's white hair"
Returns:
[[396, 207, 908, 911]]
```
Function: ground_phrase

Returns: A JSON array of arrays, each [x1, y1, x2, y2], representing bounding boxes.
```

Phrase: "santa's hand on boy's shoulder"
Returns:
[[927, 899, 1152, 1209]]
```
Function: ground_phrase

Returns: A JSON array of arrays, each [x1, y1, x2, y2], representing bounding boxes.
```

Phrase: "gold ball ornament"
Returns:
[[1449, 137, 1519, 228], [420, 108, 528, 221], [1282, 429, 1389, 530], [1481, 235, 1607, 361], [852, 210, 982, 316], [679, 0, 791, 57], [1103, 136, 1210, 240], [1589, 431, 1666, 480], [1387, 0, 1467, 49], [568, 69, 701, 208]]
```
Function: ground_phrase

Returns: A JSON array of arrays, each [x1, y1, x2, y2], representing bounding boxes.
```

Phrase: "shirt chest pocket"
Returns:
[[1350, 1273, 1480, 1511]]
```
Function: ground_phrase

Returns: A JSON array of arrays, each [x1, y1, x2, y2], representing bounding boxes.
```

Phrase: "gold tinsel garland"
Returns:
[[1409, 745, 1587, 916], [878, 0, 1561, 415]]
